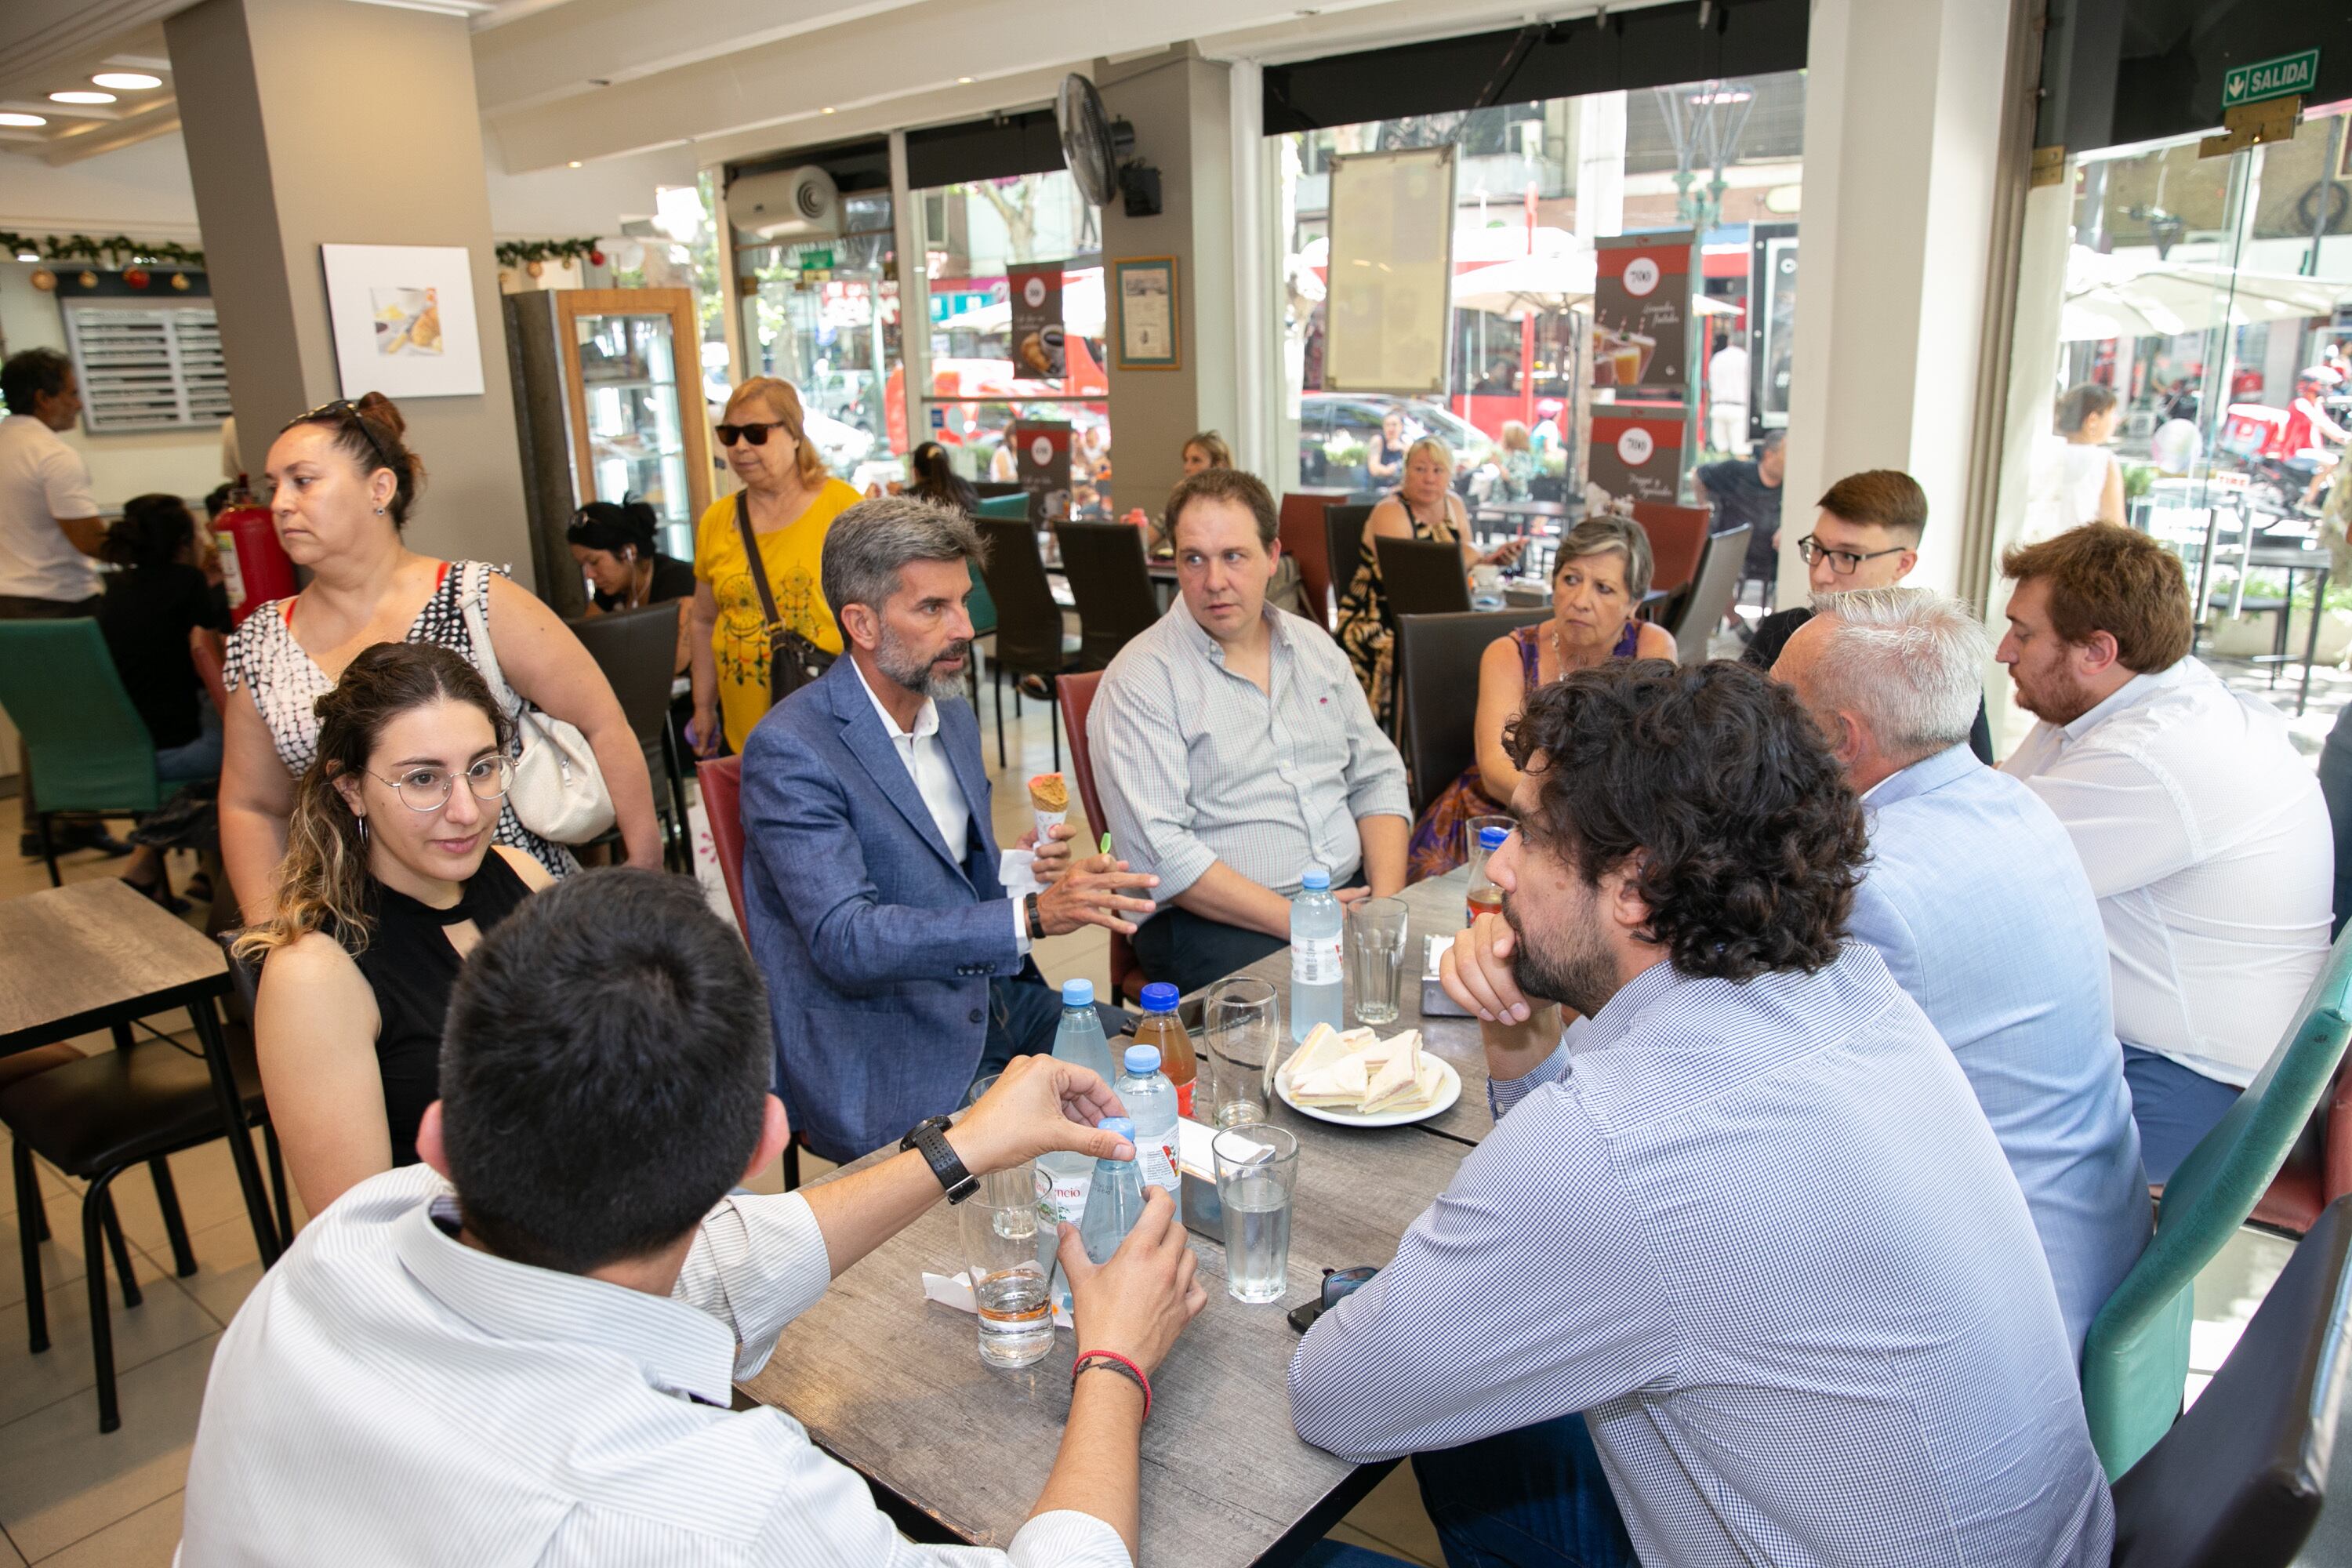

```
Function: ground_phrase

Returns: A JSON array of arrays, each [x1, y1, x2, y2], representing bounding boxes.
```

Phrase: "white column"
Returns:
[[1575, 93, 1627, 238], [888, 130, 932, 458], [1777, 0, 2020, 601]]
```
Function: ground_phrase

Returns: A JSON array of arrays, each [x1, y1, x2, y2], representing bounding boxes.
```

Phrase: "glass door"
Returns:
[[557, 289, 713, 562]]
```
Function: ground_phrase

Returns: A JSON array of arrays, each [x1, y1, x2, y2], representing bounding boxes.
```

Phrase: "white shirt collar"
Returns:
[[2060, 660, 2195, 744], [1173, 593, 1287, 668], [849, 654, 940, 743]]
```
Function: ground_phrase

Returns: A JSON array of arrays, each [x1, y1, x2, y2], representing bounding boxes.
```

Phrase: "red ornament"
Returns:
[[124, 267, 151, 289], [588, 249, 606, 267]]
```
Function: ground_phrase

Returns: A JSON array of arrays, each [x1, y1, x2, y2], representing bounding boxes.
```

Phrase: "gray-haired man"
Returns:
[[739, 496, 1155, 1161]]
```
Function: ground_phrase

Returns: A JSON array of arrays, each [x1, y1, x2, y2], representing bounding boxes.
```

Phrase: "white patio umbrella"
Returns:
[[938, 270, 1107, 336], [1450, 252, 1597, 318], [2060, 245, 2348, 341]]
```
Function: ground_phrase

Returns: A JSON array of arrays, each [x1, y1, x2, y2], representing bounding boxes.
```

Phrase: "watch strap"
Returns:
[[902, 1116, 977, 1203], [1025, 891, 1045, 940]]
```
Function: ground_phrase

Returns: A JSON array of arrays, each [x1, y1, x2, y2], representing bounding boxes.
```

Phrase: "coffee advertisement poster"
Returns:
[[1588, 410, 1687, 505], [1012, 419, 1073, 521], [1008, 265, 1065, 380], [1592, 233, 1697, 400]]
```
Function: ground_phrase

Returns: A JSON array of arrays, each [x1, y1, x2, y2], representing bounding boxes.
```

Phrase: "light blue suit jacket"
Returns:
[[739, 657, 1023, 1163], [1849, 742, 2150, 1360]]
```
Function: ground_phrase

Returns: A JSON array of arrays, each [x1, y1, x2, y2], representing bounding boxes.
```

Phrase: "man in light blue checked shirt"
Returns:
[[1289, 662, 2112, 1568]]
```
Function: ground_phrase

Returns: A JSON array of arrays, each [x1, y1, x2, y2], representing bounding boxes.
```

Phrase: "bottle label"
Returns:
[[1292, 933, 1344, 986], [1040, 1170, 1092, 1231], [1138, 1140, 1180, 1196], [1174, 1077, 1194, 1119]]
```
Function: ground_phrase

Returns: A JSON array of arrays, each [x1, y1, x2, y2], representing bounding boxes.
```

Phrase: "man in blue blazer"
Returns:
[[740, 496, 1157, 1163], [1773, 586, 2147, 1359]]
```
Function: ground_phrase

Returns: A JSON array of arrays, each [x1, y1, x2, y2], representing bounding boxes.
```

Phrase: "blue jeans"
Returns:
[[154, 694, 223, 783], [2123, 1044, 2243, 1184], [1410, 1414, 1637, 1568], [973, 969, 1131, 1083]]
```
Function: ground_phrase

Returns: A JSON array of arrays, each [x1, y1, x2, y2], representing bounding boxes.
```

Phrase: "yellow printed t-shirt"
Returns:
[[695, 477, 858, 752]]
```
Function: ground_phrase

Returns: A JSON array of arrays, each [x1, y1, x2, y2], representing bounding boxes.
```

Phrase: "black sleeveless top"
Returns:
[[348, 851, 535, 1167]]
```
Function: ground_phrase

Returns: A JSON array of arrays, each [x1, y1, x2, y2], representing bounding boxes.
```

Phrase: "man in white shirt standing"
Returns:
[[1, 348, 126, 858], [1706, 331, 1749, 454], [1998, 523, 2333, 1181], [183, 868, 1205, 1566]]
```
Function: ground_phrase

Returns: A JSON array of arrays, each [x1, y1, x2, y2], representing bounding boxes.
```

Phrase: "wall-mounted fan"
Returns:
[[1055, 73, 1160, 217]]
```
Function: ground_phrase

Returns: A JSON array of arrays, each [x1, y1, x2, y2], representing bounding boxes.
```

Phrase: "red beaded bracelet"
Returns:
[[1071, 1349, 1151, 1421]]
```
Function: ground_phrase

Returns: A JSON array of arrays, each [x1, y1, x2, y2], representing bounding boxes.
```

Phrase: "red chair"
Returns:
[[1055, 671, 1148, 1004], [695, 754, 800, 1189], [2251, 1069, 2352, 1236], [1630, 502, 1711, 597]]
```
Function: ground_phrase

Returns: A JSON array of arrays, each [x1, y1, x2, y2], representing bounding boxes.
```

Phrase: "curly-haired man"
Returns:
[[1288, 661, 2112, 1568]]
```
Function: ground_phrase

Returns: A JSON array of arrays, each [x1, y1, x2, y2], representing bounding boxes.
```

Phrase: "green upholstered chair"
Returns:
[[2083, 925, 2352, 1476], [0, 619, 169, 887], [975, 492, 1030, 521]]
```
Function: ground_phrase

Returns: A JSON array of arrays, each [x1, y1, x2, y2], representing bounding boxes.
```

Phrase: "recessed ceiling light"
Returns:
[[0, 112, 47, 128], [568, 160, 582, 168], [957, 76, 974, 84], [92, 72, 162, 90], [821, 106, 836, 114], [50, 90, 117, 104]]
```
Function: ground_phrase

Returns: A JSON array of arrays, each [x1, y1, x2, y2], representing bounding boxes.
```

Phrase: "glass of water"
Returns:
[[1463, 815, 1514, 867], [1348, 898, 1410, 1025], [1214, 1124, 1300, 1305], [1205, 978, 1279, 1128], [956, 1163, 1054, 1369]]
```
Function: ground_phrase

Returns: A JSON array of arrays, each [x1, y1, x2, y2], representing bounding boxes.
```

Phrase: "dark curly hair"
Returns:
[[1503, 659, 1867, 981]]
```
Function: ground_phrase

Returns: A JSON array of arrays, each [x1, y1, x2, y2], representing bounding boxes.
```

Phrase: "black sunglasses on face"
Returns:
[[716, 420, 789, 448]]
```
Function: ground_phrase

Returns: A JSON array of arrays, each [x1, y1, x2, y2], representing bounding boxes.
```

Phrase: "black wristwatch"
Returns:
[[1025, 891, 1046, 941], [901, 1115, 978, 1204]]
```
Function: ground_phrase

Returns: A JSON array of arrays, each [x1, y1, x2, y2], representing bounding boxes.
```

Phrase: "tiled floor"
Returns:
[[0, 642, 2328, 1566]]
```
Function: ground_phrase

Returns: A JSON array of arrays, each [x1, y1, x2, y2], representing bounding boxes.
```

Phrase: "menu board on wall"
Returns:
[[1007, 264, 1065, 379], [1748, 223, 1798, 436], [1588, 409, 1688, 505], [1592, 232, 1697, 401], [1323, 144, 1457, 395], [1013, 419, 1072, 522]]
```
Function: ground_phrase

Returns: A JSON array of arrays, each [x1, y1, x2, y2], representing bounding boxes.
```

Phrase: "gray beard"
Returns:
[[876, 628, 970, 702]]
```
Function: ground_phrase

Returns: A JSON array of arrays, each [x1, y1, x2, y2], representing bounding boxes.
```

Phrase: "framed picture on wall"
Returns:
[[319, 243, 486, 400], [1112, 256, 1180, 370]]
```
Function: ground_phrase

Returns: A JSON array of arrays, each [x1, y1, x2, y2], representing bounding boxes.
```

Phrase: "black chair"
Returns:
[[1666, 524, 1750, 666], [1325, 503, 1375, 608], [975, 480, 1027, 501], [1395, 610, 1550, 814], [570, 602, 690, 870], [4, 1008, 281, 1432], [1055, 521, 1160, 670], [1376, 535, 1474, 619], [2110, 1192, 2352, 1567], [974, 517, 1083, 771]]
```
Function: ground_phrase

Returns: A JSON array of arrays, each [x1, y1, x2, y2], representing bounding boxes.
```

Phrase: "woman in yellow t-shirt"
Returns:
[[688, 377, 863, 754]]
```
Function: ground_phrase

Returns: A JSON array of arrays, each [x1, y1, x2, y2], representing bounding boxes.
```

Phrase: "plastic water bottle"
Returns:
[[1465, 824, 1510, 930], [1039, 979, 1116, 1294], [1077, 1116, 1149, 1265], [1116, 1046, 1181, 1203], [1290, 866, 1345, 1042]]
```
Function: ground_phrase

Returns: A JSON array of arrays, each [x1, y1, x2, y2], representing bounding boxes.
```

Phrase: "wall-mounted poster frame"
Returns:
[[1748, 222, 1798, 440], [1323, 143, 1457, 395], [1112, 256, 1181, 370], [318, 242, 485, 400]]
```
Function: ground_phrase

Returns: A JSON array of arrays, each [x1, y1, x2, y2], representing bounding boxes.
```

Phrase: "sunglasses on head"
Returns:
[[715, 420, 790, 448], [294, 398, 396, 474]]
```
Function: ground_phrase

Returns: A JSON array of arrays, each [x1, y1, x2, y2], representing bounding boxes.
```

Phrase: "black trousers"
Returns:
[[1132, 869, 1368, 997]]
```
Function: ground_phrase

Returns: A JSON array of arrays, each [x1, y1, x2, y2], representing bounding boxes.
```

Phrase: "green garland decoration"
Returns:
[[495, 238, 604, 268], [1, 231, 205, 268]]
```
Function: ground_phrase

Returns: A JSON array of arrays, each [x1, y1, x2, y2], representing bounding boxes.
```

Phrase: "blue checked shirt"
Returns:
[[1288, 946, 2114, 1568]]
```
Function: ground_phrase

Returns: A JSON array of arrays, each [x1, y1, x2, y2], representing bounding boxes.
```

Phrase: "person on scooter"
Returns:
[[2272, 365, 2351, 510]]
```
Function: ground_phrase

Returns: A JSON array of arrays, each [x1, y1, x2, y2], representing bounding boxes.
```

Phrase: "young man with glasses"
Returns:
[[1740, 468, 1994, 761]]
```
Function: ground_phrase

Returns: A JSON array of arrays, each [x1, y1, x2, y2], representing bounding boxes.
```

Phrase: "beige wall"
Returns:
[[165, 0, 535, 586]]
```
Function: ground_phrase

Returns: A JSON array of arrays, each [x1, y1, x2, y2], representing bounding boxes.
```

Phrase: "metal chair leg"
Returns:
[[83, 1171, 124, 1432], [187, 996, 281, 1267], [38, 811, 60, 887], [266, 1123, 292, 1244], [149, 1157, 198, 1276], [99, 1192, 140, 1309], [782, 1138, 801, 1193], [993, 664, 1007, 770], [1048, 680, 1062, 774], [13, 1142, 46, 1354]]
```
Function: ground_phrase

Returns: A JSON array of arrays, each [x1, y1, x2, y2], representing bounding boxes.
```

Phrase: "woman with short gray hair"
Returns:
[[1404, 514, 1675, 880]]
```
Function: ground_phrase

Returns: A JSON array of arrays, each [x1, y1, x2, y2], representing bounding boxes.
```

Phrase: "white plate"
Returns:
[[1276, 1056, 1461, 1127]]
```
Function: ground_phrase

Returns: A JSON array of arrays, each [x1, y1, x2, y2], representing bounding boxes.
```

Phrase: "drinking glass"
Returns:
[[1205, 978, 1279, 1127], [957, 1162, 1054, 1369], [1463, 815, 1514, 866], [1214, 1124, 1300, 1305], [963, 1073, 1000, 1109], [1348, 898, 1410, 1025]]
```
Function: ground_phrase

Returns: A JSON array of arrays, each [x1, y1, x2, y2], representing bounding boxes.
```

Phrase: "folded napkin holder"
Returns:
[[1423, 935, 1472, 1018]]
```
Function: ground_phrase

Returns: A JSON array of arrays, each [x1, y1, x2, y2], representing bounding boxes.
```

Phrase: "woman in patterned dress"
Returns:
[[1406, 515, 1675, 880], [1335, 436, 1523, 721], [218, 394, 660, 920]]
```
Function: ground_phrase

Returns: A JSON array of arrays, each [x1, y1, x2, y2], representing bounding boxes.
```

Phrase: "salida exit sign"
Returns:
[[2223, 49, 2320, 110]]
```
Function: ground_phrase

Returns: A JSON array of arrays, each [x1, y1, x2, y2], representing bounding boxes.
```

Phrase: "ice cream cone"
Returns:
[[1028, 772, 1069, 844]]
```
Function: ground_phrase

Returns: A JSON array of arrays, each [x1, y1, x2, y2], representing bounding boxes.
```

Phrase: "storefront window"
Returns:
[[913, 169, 1113, 517], [736, 191, 902, 492], [1276, 71, 1806, 503]]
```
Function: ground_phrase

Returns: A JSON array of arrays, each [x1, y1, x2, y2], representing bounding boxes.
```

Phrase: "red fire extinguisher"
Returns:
[[212, 475, 294, 624]]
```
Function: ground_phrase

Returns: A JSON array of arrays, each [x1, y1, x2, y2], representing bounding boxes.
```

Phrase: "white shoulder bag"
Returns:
[[458, 561, 616, 844]]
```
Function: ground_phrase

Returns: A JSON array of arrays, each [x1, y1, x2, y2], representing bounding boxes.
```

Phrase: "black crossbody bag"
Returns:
[[735, 491, 835, 701]]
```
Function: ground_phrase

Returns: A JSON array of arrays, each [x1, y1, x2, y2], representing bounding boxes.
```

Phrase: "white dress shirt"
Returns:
[[2002, 658, 2332, 1086], [0, 413, 102, 602], [180, 1166, 1127, 1566], [852, 658, 1033, 953]]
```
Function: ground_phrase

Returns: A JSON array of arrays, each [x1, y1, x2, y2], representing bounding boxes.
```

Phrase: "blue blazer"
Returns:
[[739, 657, 1026, 1162]]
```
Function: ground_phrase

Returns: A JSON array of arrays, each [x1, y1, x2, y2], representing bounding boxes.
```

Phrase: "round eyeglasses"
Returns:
[[370, 756, 514, 813]]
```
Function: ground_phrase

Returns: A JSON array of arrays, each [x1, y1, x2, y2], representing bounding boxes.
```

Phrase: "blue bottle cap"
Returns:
[[1101, 1116, 1135, 1142], [1479, 825, 1510, 850], [1123, 1044, 1161, 1075], [1300, 865, 1331, 891], [1139, 981, 1180, 1012], [1061, 978, 1095, 1007]]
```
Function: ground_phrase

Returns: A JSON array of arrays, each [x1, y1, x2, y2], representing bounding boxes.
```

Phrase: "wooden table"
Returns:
[[0, 879, 281, 1266]]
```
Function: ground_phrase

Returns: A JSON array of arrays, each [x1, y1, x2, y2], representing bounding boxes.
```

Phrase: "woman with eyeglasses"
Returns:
[[689, 377, 862, 756], [232, 642, 554, 1218], [217, 393, 662, 921]]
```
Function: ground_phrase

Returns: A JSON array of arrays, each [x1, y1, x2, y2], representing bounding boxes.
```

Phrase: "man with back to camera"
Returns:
[[1091, 467, 1410, 996], [1772, 586, 2147, 1358], [180, 869, 1207, 1566], [1741, 467, 1994, 762], [0, 347, 128, 858], [1287, 662, 2112, 1568], [741, 495, 1154, 1163], [1998, 524, 2332, 1181]]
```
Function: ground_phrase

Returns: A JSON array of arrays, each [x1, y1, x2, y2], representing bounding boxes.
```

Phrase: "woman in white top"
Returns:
[[2055, 382, 2127, 528]]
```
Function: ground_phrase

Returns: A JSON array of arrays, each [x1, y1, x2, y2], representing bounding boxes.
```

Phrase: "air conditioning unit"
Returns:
[[727, 166, 840, 244]]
